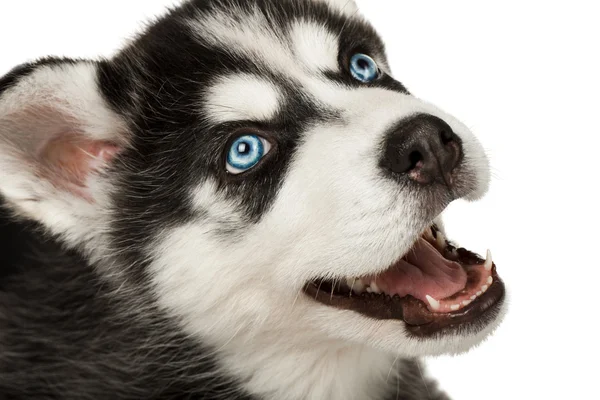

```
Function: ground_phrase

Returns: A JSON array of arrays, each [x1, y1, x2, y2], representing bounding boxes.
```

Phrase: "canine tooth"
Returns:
[[481, 285, 488, 293], [425, 295, 441, 311], [487, 276, 493, 285], [370, 282, 382, 294], [450, 304, 460, 311], [366, 287, 373, 293], [463, 300, 472, 306], [484, 250, 493, 271]]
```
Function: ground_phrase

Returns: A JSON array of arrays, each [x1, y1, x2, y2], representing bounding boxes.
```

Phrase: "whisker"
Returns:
[[386, 354, 401, 383], [416, 361, 432, 400], [315, 280, 323, 300]]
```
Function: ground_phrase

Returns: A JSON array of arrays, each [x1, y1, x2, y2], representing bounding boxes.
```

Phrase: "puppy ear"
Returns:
[[312, 0, 358, 14], [0, 59, 128, 241]]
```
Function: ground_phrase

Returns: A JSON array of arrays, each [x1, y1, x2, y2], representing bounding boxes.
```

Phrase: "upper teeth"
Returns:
[[365, 281, 381, 294], [346, 278, 366, 295], [370, 281, 382, 294], [337, 229, 496, 315]]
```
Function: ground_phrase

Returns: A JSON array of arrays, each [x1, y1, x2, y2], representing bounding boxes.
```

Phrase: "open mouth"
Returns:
[[304, 225, 505, 337]]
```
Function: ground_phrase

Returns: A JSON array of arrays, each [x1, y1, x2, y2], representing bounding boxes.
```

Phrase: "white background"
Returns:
[[1, 1, 598, 399]]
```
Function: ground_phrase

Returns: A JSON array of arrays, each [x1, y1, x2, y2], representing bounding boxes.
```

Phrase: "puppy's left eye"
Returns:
[[349, 53, 380, 83], [226, 134, 272, 175]]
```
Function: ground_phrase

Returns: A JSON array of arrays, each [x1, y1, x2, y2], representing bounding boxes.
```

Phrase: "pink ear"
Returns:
[[38, 136, 120, 199], [0, 60, 128, 236]]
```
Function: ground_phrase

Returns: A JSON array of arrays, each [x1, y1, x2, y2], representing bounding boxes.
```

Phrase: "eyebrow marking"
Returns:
[[290, 21, 339, 72], [204, 74, 281, 123]]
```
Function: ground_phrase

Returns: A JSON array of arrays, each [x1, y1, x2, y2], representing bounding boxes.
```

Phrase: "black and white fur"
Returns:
[[0, 0, 501, 398]]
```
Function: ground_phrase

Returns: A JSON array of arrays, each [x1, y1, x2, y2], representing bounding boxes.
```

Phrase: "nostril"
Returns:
[[407, 150, 423, 171], [440, 129, 454, 145]]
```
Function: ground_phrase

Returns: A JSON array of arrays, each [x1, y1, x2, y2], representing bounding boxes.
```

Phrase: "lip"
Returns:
[[303, 247, 505, 338]]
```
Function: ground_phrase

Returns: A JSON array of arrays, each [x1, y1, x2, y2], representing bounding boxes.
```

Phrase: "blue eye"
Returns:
[[349, 53, 380, 83], [226, 135, 271, 174]]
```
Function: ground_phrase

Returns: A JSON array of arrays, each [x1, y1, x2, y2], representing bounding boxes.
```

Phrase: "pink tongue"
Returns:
[[370, 238, 467, 302]]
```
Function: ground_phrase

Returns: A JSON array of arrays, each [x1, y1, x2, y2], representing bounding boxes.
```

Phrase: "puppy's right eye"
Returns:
[[226, 134, 271, 175]]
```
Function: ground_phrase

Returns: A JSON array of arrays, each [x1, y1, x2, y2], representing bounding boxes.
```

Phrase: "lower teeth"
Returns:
[[339, 265, 493, 313]]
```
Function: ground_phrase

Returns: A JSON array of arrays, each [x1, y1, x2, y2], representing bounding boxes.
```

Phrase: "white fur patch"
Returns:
[[189, 8, 296, 78], [290, 21, 339, 72], [204, 74, 281, 123]]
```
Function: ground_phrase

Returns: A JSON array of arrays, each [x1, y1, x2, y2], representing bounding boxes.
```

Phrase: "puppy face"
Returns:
[[0, 0, 504, 365]]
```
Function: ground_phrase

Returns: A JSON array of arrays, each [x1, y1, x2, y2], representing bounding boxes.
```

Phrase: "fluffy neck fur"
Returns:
[[220, 336, 398, 400]]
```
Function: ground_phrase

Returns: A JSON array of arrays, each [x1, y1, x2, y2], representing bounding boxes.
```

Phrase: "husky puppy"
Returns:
[[0, 0, 505, 398]]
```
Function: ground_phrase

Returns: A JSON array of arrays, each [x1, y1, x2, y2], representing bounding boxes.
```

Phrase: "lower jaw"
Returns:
[[303, 227, 506, 338]]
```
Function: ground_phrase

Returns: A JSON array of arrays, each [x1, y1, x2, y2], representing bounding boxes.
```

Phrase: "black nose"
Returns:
[[380, 114, 463, 186]]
